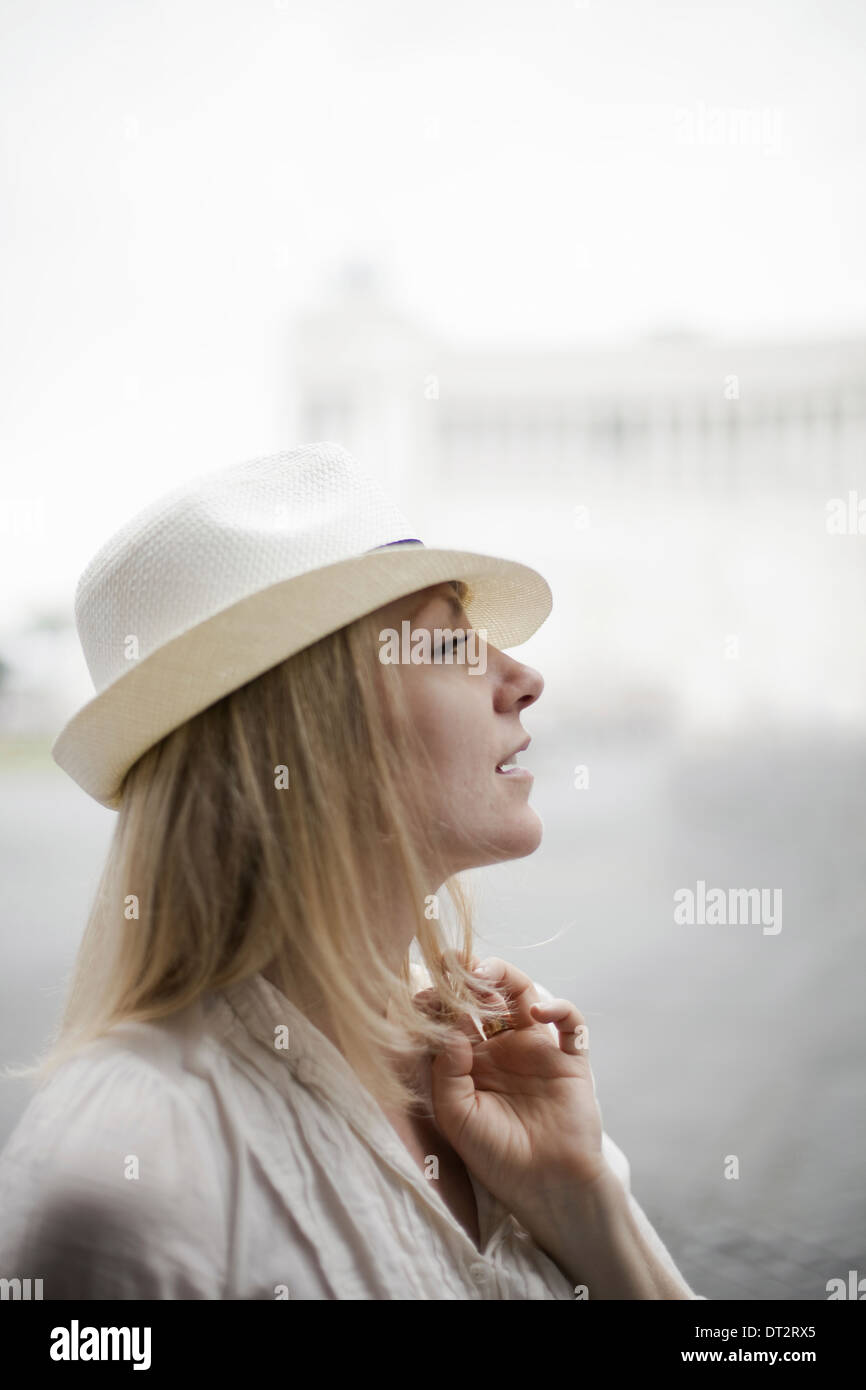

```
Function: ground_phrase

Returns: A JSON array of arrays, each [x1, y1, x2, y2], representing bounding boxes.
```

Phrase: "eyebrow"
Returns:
[[411, 589, 467, 623]]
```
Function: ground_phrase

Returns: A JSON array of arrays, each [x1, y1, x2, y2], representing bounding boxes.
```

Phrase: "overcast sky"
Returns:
[[1, 0, 865, 627]]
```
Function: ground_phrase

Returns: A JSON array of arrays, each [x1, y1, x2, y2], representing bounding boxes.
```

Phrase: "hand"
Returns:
[[419, 956, 608, 1229]]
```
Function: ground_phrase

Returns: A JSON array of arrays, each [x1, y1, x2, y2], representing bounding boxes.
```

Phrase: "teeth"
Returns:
[[497, 760, 517, 771]]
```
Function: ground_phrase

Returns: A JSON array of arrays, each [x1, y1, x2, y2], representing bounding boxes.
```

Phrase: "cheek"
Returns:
[[404, 677, 486, 769]]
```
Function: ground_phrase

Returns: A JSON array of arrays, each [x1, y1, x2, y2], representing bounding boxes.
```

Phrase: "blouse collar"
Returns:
[[215, 970, 513, 1256]]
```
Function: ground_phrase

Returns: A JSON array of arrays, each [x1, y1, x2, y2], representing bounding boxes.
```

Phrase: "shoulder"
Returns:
[[1, 1015, 223, 1174], [0, 1023, 228, 1298]]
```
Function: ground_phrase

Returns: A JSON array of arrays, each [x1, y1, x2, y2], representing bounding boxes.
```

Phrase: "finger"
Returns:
[[412, 987, 454, 1016], [529, 997, 586, 1029], [530, 999, 589, 1055], [424, 956, 508, 1012], [468, 956, 540, 1026], [429, 1029, 476, 1138], [413, 985, 508, 1044]]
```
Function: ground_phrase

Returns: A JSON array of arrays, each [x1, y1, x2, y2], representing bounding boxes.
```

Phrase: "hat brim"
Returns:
[[51, 544, 552, 810]]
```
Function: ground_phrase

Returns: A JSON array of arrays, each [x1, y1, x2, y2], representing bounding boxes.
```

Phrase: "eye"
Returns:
[[433, 631, 468, 659]]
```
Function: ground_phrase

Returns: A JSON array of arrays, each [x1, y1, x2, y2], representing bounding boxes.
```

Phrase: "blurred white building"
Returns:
[[294, 268, 866, 733], [295, 264, 866, 517]]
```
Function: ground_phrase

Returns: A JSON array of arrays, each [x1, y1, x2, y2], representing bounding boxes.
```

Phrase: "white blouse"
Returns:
[[0, 968, 705, 1299]]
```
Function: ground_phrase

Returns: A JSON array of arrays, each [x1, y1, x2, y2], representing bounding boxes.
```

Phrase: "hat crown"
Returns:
[[75, 442, 416, 693]]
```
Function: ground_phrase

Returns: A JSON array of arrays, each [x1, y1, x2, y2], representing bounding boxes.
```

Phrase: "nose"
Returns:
[[492, 648, 544, 712]]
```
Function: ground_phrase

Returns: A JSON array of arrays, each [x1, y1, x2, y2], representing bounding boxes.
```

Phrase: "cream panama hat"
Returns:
[[52, 442, 553, 810]]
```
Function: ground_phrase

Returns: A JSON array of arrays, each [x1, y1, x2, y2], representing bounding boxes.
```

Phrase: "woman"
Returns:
[[0, 442, 704, 1299]]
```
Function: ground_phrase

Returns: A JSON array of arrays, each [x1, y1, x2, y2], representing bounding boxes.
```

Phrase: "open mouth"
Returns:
[[495, 759, 532, 779], [495, 737, 533, 779]]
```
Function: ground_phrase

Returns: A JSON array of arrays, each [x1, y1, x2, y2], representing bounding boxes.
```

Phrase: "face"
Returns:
[[375, 580, 545, 882]]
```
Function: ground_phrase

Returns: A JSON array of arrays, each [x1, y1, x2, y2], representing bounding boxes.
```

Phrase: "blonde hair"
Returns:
[[7, 579, 510, 1113]]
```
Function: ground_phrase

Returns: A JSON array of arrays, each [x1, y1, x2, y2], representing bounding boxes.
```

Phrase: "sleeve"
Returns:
[[600, 1132, 707, 1300], [0, 1052, 228, 1299], [531, 977, 707, 1301]]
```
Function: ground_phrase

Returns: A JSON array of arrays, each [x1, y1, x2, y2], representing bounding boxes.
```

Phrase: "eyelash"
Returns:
[[434, 632, 468, 658]]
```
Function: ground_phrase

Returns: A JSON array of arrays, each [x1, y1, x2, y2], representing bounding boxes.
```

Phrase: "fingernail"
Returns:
[[473, 960, 494, 977]]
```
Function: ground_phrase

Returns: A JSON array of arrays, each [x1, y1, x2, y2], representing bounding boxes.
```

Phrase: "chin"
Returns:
[[505, 811, 545, 859], [466, 809, 545, 869]]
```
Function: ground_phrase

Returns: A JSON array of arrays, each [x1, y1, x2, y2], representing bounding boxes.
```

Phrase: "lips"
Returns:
[[495, 737, 531, 775]]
